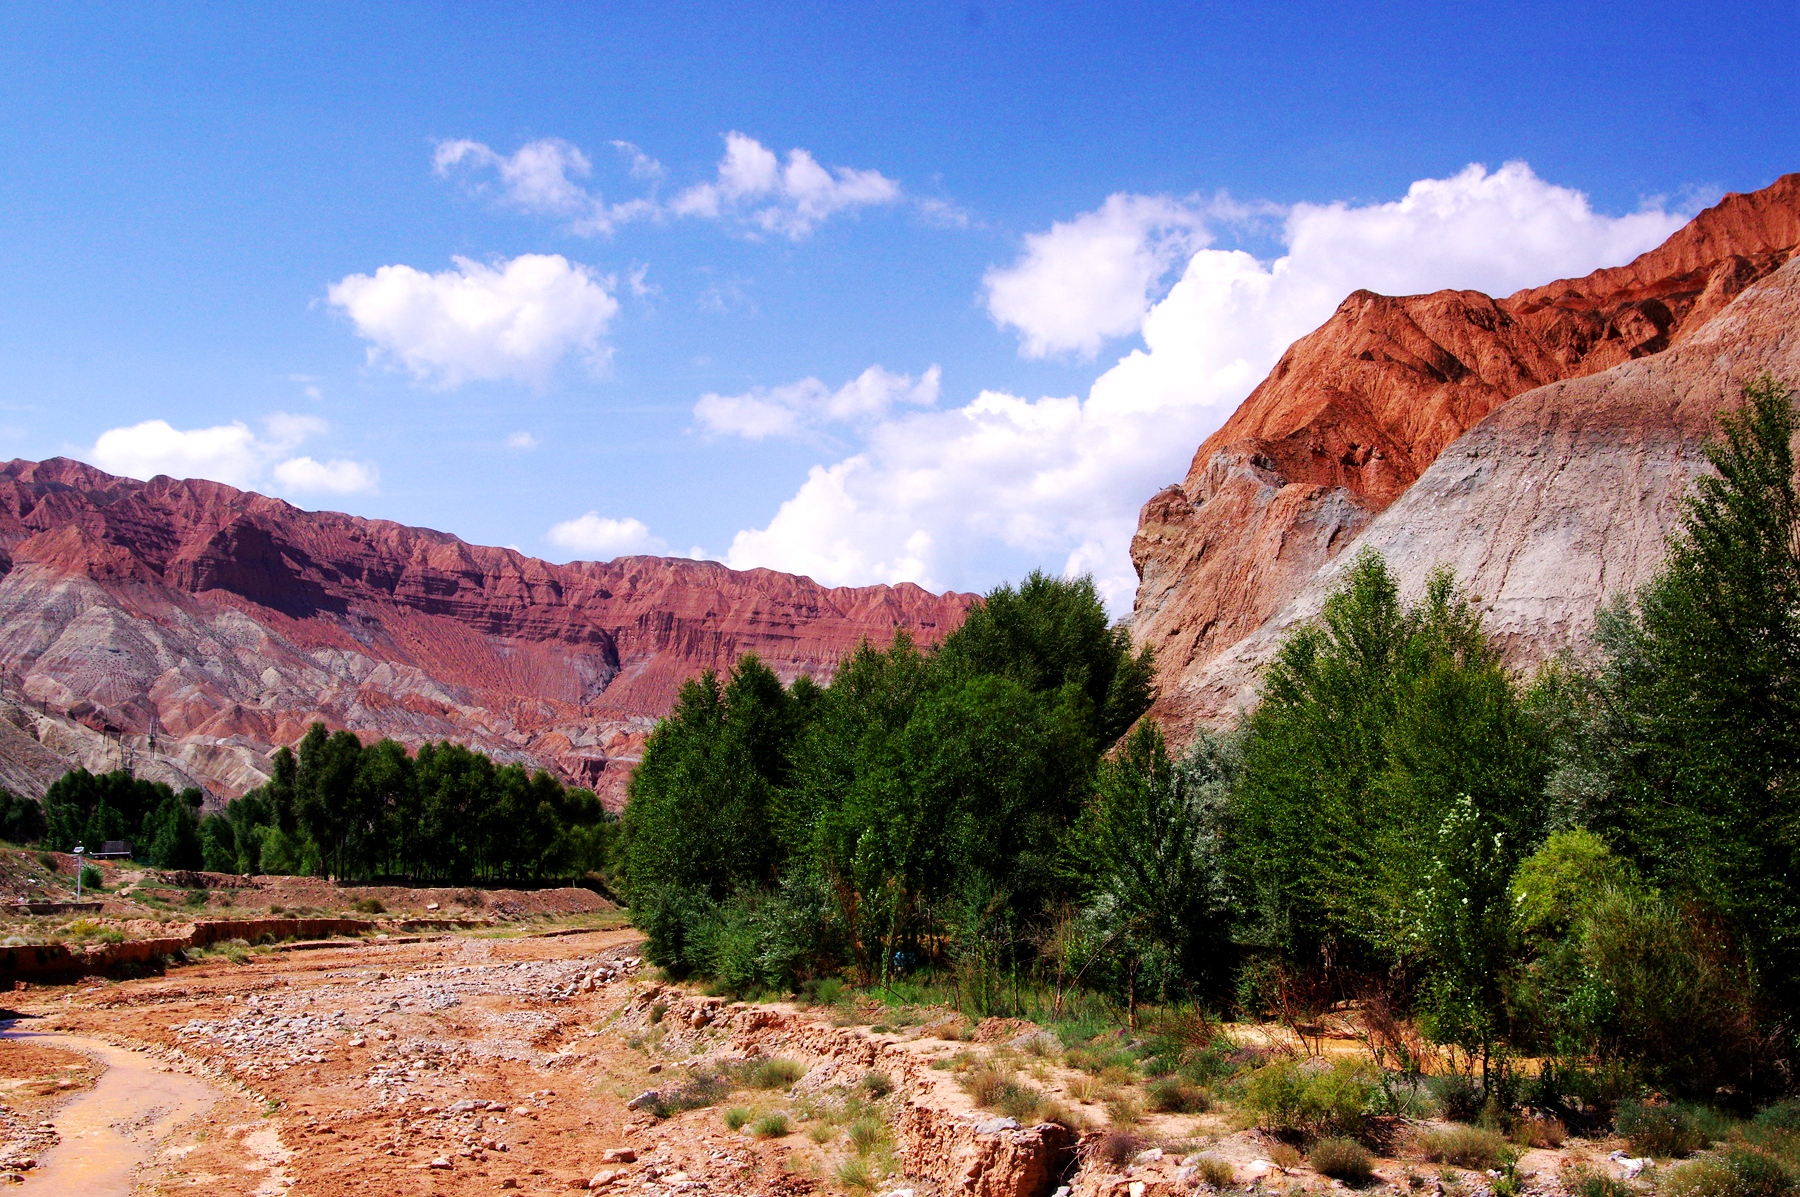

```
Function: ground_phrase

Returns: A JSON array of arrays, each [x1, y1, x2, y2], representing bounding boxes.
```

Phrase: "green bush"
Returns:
[[1620, 1101, 1711, 1158], [1239, 1059, 1374, 1137], [79, 864, 103, 891], [1759, 1102, 1800, 1132], [860, 1071, 893, 1098], [723, 1107, 751, 1130], [1418, 1125, 1508, 1169], [848, 1117, 884, 1154], [1310, 1138, 1374, 1185], [353, 897, 385, 914]]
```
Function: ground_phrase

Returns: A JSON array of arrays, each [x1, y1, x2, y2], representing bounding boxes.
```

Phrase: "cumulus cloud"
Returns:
[[727, 162, 1690, 610], [985, 194, 1205, 359], [327, 253, 619, 388], [506, 431, 540, 450], [671, 132, 902, 239], [695, 366, 940, 441], [545, 512, 668, 559], [89, 415, 377, 497]]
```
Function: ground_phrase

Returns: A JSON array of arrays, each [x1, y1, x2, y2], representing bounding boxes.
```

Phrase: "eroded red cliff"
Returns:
[[0, 460, 974, 804], [1131, 173, 1800, 731]]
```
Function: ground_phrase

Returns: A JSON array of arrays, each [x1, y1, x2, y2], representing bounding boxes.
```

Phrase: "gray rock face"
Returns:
[[1167, 255, 1800, 727]]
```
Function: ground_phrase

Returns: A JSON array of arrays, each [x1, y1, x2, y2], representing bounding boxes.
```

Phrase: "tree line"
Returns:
[[624, 374, 1800, 1105], [13, 725, 615, 886]]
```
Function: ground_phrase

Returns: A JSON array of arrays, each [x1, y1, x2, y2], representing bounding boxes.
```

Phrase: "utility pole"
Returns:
[[74, 846, 85, 898]]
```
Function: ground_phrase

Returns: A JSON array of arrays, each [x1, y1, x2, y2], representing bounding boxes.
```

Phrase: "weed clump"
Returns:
[[860, 1071, 893, 1099], [751, 1058, 805, 1090], [723, 1107, 751, 1131], [833, 1157, 876, 1191], [1311, 1137, 1375, 1186], [1194, 1156, 1235, 1188], [1147, 1076, 1209, 1114], [752, 1112, 791, 1138], [1662, 1149, 1796, 1197], [1091, 1130, 1146, 1168], [1418, 1125, 1509, 1170], [848, 1117, 884, 1154], [353, 897, 385, 914]]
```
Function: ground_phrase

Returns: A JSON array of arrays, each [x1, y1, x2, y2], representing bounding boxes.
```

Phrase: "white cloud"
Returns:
[[431, 133, 900, 240], [433, 138, 657, 235], [506, 431, 540, 450], [671, 132, 902, 239], [727, 162, 1691, 611], [545, 512, 668, 559], [88, 415, 377, 497], [985, 194, 1205, 359], [327, 254, 619, 388], [270, 456, 380, 494], [695, 365, 940, 441]]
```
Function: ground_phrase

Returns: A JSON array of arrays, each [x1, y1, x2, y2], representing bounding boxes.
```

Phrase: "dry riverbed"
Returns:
[[0, 923, 1640, 1197]]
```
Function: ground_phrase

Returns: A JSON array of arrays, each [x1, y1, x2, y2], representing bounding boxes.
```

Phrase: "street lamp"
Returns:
[[73, 845, 85, 898]]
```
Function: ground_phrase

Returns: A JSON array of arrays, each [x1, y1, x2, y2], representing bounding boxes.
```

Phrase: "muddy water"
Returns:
[[10, 1029, 221, 1196]]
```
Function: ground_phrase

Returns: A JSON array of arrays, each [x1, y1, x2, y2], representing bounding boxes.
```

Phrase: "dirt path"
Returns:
[[11, 1029, 221, 1196]]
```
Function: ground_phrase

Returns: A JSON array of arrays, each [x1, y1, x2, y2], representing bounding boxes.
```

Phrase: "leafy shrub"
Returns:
[[649, 1002, 668, 1024], [1418, 1125, 1508, 1169], [1621, 1101, 1711, 1158], [1759, 1102, 1800, 1133], [751, 1112, 790, 1138], [1195, 1156, 1236, 1188], [1428, 1074, 1484, 1123], [79, 864, 103, 891], [1240, 1059, 1375, 1137], [353, 897, 385, 914], [999, 1083, 1045, 1122], [1311, 1138, 1375, 1185], [750, 1058, 805, 1090], [723, 1107, 751, 1130], [1148, 1077, 1209, 1113], [860, 1071, 893, 1098], [184, 889, 209, 908]]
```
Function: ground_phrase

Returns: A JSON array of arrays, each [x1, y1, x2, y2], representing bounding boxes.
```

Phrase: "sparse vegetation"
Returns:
[[723, 1107, 751, 1131]]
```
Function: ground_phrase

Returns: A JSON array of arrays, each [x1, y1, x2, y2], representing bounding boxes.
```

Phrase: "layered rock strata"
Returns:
[[0, 459, 973, 804], [1132, 174, 1800, 734], [1161, 250, 1800, 732]]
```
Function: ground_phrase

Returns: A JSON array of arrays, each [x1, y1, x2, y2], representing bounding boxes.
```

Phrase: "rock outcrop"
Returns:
[[0, 460, 973, 804], [1158, 248, 1800, 732], [1132, 173, 1800, 736]]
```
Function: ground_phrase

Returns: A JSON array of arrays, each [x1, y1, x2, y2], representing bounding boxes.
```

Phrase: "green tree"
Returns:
[[0, 788, 47, 844], [1231, 551, 1549, 1045], [622, 656, 803, 921], [937, 570, 1154, 744], [1076, 721, 1236, 1004], [1573, 375, 1800, 1006]]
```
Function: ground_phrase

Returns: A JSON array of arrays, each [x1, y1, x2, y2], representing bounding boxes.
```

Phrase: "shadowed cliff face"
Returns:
[[1132, 173, 1800, 737], [0, 459, 974, 804]]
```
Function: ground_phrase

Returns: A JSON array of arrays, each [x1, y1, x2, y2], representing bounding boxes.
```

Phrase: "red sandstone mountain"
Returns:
[[1131, 173, 1800, 736], [0, 459, 973, 805]]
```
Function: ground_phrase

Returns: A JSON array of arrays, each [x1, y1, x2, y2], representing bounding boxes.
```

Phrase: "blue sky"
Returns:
[[1, 3, 1795, 610]]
